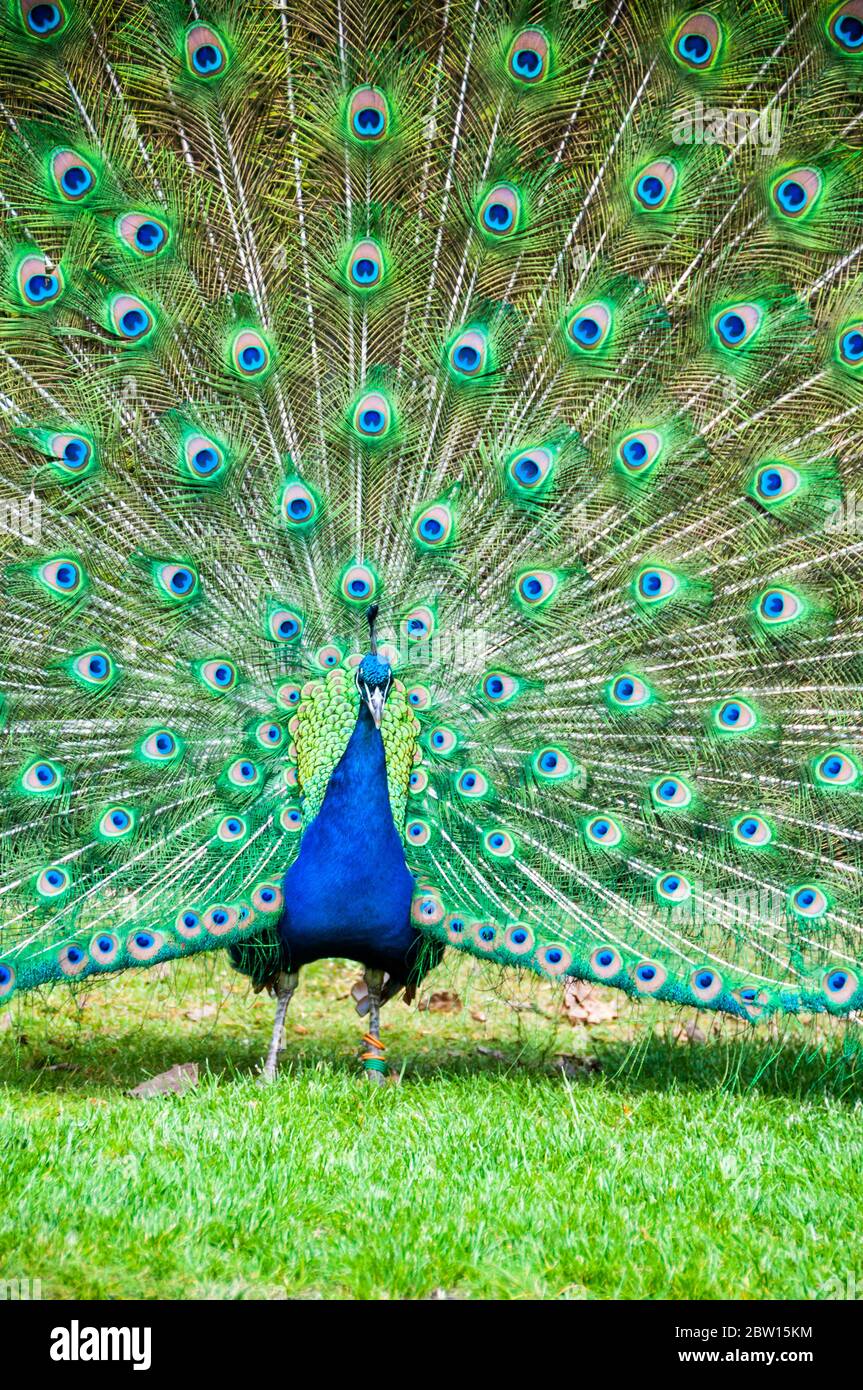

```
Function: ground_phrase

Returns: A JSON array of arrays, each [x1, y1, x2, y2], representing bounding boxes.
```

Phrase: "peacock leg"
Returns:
[[260, 970, 298, 1082], [360, 967, 387, 1085]]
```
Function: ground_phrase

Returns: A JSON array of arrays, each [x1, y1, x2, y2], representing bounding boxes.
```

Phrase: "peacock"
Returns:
[[2, 0, 863, 1085]]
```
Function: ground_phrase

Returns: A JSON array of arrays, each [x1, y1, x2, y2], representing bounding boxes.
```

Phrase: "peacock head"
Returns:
[[355, 604, 392, 729]]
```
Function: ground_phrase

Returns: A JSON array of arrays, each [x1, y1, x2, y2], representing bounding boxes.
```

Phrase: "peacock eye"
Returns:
[[155, 562, 199, 602], [427, 725, 458, 757], [277, 682, 302, 708], [128, 929, 163, 961], [413, 502, 455, 550], [181, 432, 227, 483], [215, 815, 247, 844], [506, 445, 555, 495], [352, 390, 393, 441], [714, 698, 758, 733], [185, 23, 229, 78], [771, 168, 822, 219], [227, 758, 261, 788], [204, 904, 239, 935], [732, 813, 772, 847], [280, 804, 304, 832], [836, 322, 863, 368], [632, 160, 677, 211], [515, 568, 560, 609], [409, 769, 428, 794], [635, 565, 678, 604], [140, 728, 182, 763], [650, 775, 694, 809], [254, 720, 285, 751], [483, 828, 515, 858], [584, 814, 622, 847], [348, 86, 389, 141], [691, 968, 723, 1003], [339, 562, 378, 605], [827, 3, 863, 53], [591, 945, 622, 979], [47, 432, 95, 477], [347, 238, 385, 290], [36, 864, 70, 898], [671, 12, 722, 69], [456, 768, 490, 799], [17, 254, 63, 307], [616, 429, 663, 478], [481, 671, 520, 704], [813, 749, 860, 787], [752, 463, 801, 505], [507, 28, 550, 84], [98, 805, 136, 839], [50, 148, 97, 200], [713, 303, 763, 350], [478, 183, 523, 239], [567, 301, 612, 353], [108, 293, 155, 342], [20, 0, 67, 37], [315, 644, 344, 670], [71, 648, 116, 689], [789, 884, 829, 919], [608, 673, 651, 708], [505, 923, 534, 956], [116, 212, 170, 258], [38, 555, 85, 598], [21, 758, 63, 794], [402, 606, 436, 641], [406, 817, 432, 846], [755, 585, 804, 626], [281, 479, 319, 529], [199, 658, 238, 693], [267, 606, 303, 641], [655, 871, 691, 904], [175, 909, 202, 939], [531, 746, 574, 781], [447, 327, 488, 379], [230, 328, 271, 379], [822, 967, 858, 1006], [633, 959, 667, 994]]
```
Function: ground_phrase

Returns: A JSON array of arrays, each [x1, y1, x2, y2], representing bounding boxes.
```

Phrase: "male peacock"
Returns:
[[2, 0, 863, 1084]]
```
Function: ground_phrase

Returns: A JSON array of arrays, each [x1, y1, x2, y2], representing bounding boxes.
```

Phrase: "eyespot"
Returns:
[[608, 673, 652, 708], [481, 671, 520, 704], [566, 301, 612, 353], [226, 758, 262, 790], [89, 931, 119, 963], [281, 479, 320, 529], [823, 967, 858, 1006], [633, 960, 667, 994], [507, 27, 549, 84], [504, 923, 534, 956], [584, 815, 622, 847], [478, 183, 522, 238], [814, 749, 860, 787], [253, 720, 284, 752], [671, 11, 722, 69], [473, 922, 499, 953], [691, 967, 723, 1002], [447, 328, 488, 379], [752, 463, 801, 506], [140, 728, 183, 763], [836, 321, 863, 368], [506, 445, 555, 495], [406, 684, 431, 710], [732, 814, 773, 848], [713, 303, 763, 350], [98, 805, 137, 840], [616, 429, 662, 477], [538, 943, 571, 976], [116, 212, 170, 258], [402, 606, 436, 640], [172, 909, 201, 941], [315, 644, 344, 670], [827, 2, 863, 54], [21, 758, 63, 794], [252, 883, 284, 913], [267, 605, 303, 642], [651, 775, 694, 809], [515, 568, 560, 609], [69, 648, 116, 692], [276, 682, 302, 709], [215, 814, 248, 845], [771, 167, 822, 220], [155, 562, 199, 603], [128, 929, 163, 961], [411, 891, 445, 927], [347, 238, 385, 290], [20, 0, 66, 38], [231, 329, 271, 379], [427, 725, 458, 757], [413, 501, 455, 550], [352, 390, 393, 441], [755, 586, 804, 626], [204, 904, 239, 936], [406, 817, 431, 846], [182, 433, 227, 483], [714, 698, 758, 733], [37, 555, 86, 598], [531, 746, 574, 782], [59, 942, 89, 977], [445, 912, 467, 943], [591, 945, 622, 979], [47, 432, 95, 477], [280, 804, 304, 833], [35, 864, 70, 898], [17, 254, 63, 307], [50, 149, 96, 201], [339, 562, 378, 605], [634, 566, 678, 604], [348, 86, 389, 141], [632, 160, 677, 211], [734, 986, 770, 1020], [789, 884, 830, 919], [655, 871, 691, 905], [409, 768, 429, 794], [0, 962, 15, 998], [456, 767, 491, 799], [185, 23, 229, 79], [198, 658, 238, 694], [108, 293, 155, 343]]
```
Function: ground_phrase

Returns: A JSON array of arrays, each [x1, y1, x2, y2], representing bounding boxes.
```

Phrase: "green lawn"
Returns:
[[1, 953, 860, 1300]]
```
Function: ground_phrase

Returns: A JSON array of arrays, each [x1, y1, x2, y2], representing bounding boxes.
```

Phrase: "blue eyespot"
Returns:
[[597, 950, 613, 967], [61, 165, 92, 195], [540, 751, 558, 771], [135, 221, 165, 252], [287, 496, 311, 520], [696, 970, 714, 990], [36, 763, 56, 785], [679, 32, 710, 61], [615, 678, 634, 699], [135, 931, 153, 949], [169, 567, 194, 595], [260, 887, 275, 904], [0, 965, 11, 986], [360, 408, 383, 433], [841, 329, 863, 361], [832, 12, 863, 50], [193, 43, 223, 74], [29, 4, 62, 33], [637, 175, 665, 206], [121, 308, 147, 336], [545, 948, 562, 965], [214, 665, 232, 685], [454, 344, 479, 372], [355, 106, 383, 135], [46, 869, 63, 887], [450, 918, 464, 933], [240, 344, 263, 370], [479, 925, 495, 942], [27, 273, 59, 302], [87, 655, 107, 678], [55, 563, 77, 589], [622, 438, 647, 467], [483, 201, 513, 232], [462, 773, 476, 789], [511, 929, 528, 945], [112, 810, 129, 829], [66, 945, 83, 965], [96, 936, 114, 953], [212, 909, 228, 927], [513, 47, 540, 76], [827, 970, 848, 993], [641, 571, 662, 595], [420, 516, 443, 540], [637, 964, 656, 983], [763, 592, 785, 617], [570, 315, 600, 345], [63, 438, 88, 467], [514, 456, 540, 484], [354, 258, 377, 284], [718, 311, 745, 343]]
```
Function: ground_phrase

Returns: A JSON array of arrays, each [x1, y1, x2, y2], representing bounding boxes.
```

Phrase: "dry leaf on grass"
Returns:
[[562, 979, 619, 1026], [128, 1062, 199, 1099], [418, 990, 462, 1014], [469, 1008, 488, 1023]]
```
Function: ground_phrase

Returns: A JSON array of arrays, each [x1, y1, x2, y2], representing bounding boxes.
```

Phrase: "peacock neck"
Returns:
[[310, 700, 402, 852]]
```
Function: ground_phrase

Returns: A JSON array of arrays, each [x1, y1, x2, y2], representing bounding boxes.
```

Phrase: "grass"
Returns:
[[1, 952, 861, 1300]]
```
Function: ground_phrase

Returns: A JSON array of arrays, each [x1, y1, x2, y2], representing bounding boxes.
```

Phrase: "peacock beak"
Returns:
[[364, 683, 385, 729]]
